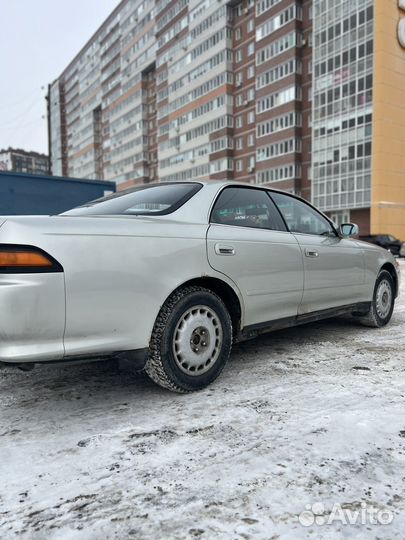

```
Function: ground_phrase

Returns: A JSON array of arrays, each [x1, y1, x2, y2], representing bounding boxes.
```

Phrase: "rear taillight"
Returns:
[[0, 245, 63, 273]]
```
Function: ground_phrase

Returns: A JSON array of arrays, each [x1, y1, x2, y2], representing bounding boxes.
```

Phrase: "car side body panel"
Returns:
[[0, 181, 400, 366], [207, 224, 304, 325], [58, 219, 224, 357], [293, 233, 367, 314], [0, 215, 244, 362], [356, 239, 400, 297]]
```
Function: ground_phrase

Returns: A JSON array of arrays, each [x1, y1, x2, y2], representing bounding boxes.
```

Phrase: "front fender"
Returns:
[[358, 241, 400, 297]]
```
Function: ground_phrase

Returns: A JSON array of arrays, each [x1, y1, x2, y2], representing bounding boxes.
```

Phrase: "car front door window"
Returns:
[[270, 192, 335, 236]]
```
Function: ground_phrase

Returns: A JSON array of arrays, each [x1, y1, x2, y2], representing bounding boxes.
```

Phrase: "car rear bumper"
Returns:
[[0, 272, 65, 363]]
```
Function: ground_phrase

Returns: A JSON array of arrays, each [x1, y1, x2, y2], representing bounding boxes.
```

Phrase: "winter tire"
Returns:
[[355, 270, 395, 328], [145, 286, 232, 392]]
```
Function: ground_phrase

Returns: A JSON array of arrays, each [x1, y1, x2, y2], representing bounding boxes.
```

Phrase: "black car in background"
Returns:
[[359, 234, 404, 256]]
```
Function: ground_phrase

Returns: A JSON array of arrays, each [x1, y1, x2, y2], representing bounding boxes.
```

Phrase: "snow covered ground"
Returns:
[[1, 260, 404, 540]]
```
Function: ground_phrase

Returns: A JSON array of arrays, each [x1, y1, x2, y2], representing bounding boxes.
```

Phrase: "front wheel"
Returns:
[[145, 286, 232, 392], [355, 270, 395, 328]]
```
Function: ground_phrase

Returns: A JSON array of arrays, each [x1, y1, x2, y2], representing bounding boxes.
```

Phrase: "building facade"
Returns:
[[48, 0, 405, 237], [0, 148, 50, 176]]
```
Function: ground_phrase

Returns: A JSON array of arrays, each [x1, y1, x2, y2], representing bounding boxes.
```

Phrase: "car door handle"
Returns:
[[305, 248, 319, 258], [215, 243, 235, 256]]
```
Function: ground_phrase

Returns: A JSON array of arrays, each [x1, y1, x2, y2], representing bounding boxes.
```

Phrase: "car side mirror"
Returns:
[[338, 223, 359, 237]]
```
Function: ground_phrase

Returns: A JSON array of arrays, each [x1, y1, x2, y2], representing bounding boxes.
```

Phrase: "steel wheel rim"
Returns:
[[376, 279, 392, 318], [172, 305, 223, 376]]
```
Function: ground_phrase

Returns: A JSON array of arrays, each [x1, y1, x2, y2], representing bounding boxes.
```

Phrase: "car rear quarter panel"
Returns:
[[0, 216, 243, 360], [60, 221, 214, 356], [60, 218, 245, 356]]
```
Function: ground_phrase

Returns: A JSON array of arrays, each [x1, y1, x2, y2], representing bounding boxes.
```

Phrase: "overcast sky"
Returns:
[[0, 0, 120, 154]]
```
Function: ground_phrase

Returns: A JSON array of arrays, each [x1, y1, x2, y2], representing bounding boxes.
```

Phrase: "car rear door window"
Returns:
[[270, 192, 336, 236], [211, 187, 287, 231]]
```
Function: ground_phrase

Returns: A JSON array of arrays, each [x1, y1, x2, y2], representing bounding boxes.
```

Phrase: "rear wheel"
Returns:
[[355, 270, 395, 328], [145, 286, 232, 392]]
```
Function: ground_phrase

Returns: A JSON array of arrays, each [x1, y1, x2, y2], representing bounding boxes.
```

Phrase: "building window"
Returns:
[[257, 138, 302, 161], [257, 86, 301, 114], [311, 1, 375, 212], [257, 112, 302, 138], [256, 0, 283, 17], [256, 4, 303, 41], [330, 211, 350, 226], [256, 59, 300, 90]]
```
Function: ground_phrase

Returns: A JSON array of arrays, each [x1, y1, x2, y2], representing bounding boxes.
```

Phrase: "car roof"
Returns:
[[153, 181, 336, 226], [142, 180, 295, 196], [117, 179, 332, 216]]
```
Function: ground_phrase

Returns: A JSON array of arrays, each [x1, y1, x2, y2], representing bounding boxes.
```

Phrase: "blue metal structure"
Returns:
[[0, 171, 116, 215]]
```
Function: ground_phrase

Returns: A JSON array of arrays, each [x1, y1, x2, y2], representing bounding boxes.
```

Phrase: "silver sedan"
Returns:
[[0, 181, 400, 392]]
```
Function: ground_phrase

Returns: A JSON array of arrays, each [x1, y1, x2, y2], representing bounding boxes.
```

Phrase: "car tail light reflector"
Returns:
[[0, 251, 52, 267], [0, 245, 63, 273]]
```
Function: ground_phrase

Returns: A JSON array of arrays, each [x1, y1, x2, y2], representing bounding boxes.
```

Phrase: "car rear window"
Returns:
[[63, 182, 202, 216], [211, 187, 286, 231]]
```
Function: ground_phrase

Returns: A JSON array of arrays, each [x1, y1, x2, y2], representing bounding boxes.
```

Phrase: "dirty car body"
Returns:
[[0, 181, 400, 391]]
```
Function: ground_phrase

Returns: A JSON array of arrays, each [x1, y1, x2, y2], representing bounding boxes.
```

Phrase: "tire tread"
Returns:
[[145, 286, 232, 393], [356, 270, 394, 328]]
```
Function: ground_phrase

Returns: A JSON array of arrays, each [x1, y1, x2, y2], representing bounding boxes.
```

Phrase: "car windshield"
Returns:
[[62, 182, 202, 216]]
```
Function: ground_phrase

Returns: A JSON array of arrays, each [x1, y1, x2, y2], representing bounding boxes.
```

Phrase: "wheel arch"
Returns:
[[380, 262, 399, 297], [167, 276, 243, 337]]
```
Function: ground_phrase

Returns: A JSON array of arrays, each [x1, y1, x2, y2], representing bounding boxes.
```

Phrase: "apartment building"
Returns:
[[0, 148, 50, 175], [48, 0, 405, 238]]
